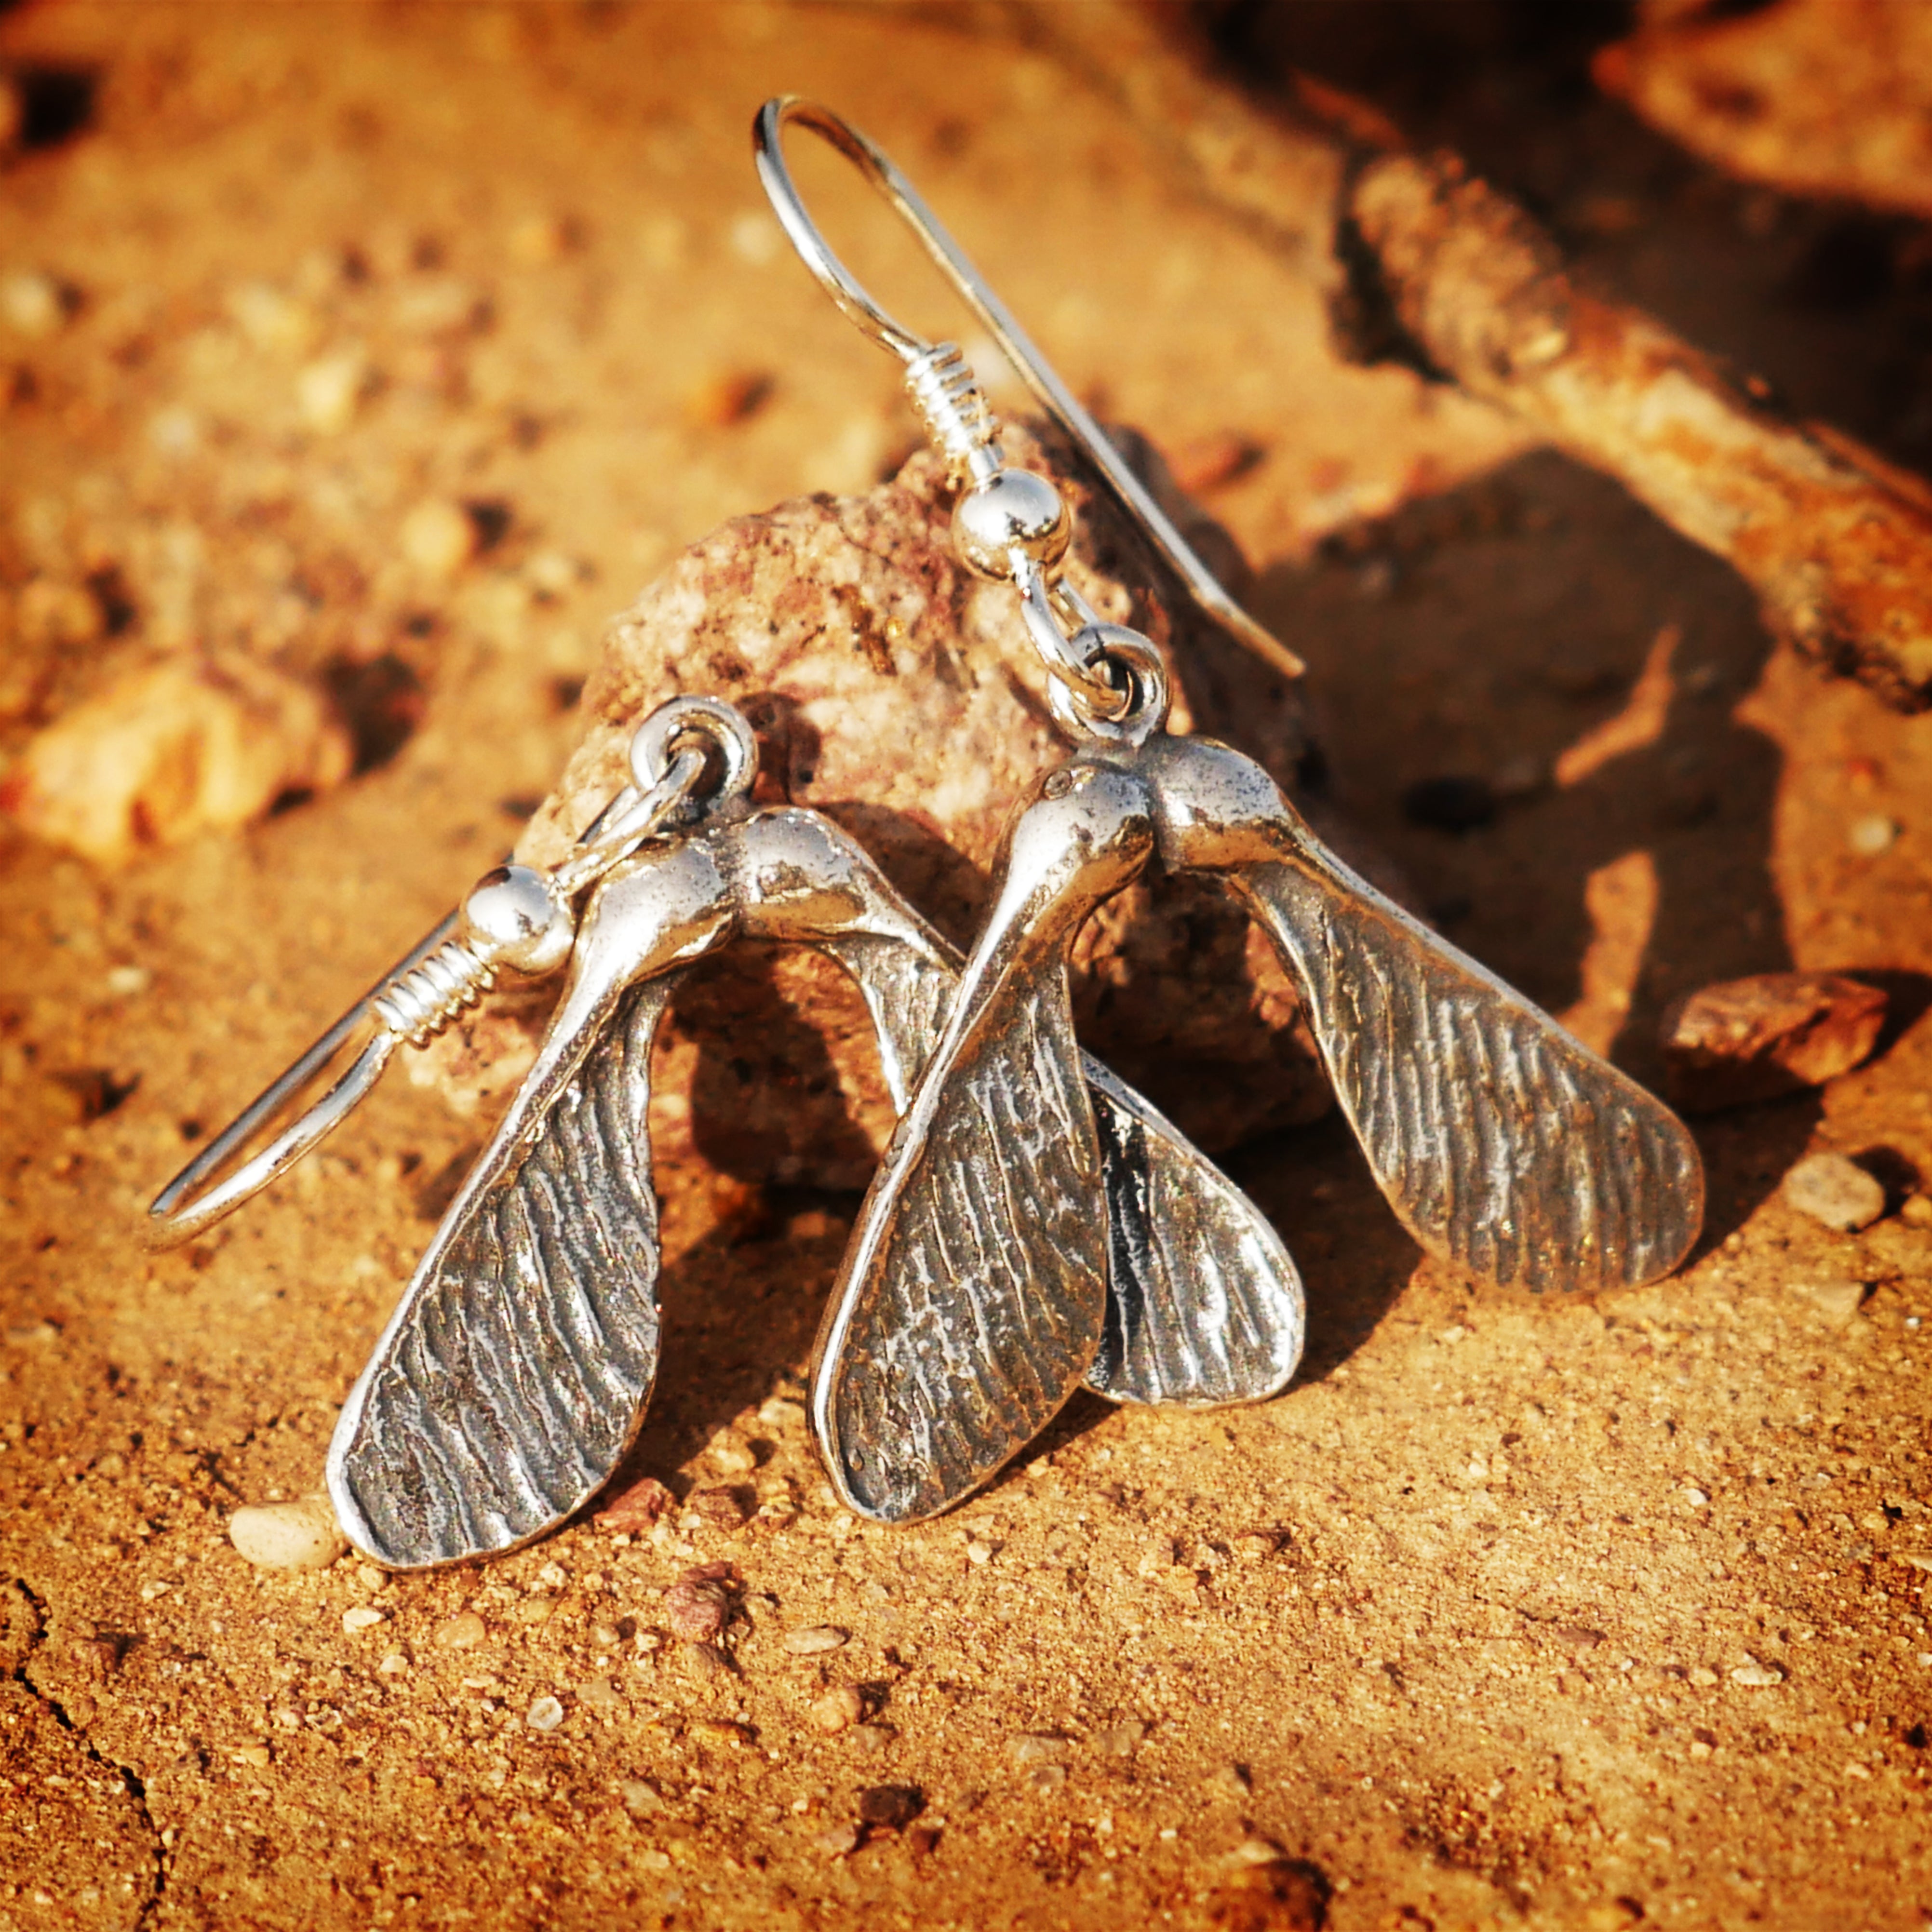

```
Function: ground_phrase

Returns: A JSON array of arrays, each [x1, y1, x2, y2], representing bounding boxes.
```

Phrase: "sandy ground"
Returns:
[[1, 6, 1929, 1929]]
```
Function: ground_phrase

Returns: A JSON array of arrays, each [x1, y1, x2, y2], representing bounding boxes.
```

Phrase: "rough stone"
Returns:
[[227, 1497, 347, 1571], [809, 1685, 864, 1734], [857, 1784, 924, 1830], [1660, 973, 1888, 1113], [593, 1474, 675, 1532], [1, 657, 354, 866], [783, 1625, 848, 1657], [1782, 1152, 1887, 1233], [416, 422, 1339, 1183]]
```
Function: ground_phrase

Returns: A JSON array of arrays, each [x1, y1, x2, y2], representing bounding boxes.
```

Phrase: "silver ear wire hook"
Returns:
[[147, 698, 758, 1248], [752, 95, 1306, 686]]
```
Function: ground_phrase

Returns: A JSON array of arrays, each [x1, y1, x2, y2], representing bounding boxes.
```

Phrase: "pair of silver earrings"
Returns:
[[151, 100, 1703, 1571]]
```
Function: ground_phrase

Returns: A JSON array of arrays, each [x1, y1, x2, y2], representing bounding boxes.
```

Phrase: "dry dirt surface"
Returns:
[[1, 5, 1930, 1930]]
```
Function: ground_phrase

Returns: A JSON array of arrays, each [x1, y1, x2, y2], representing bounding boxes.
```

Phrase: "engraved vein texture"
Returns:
[[819, 919, 1301, 1410], [827, 968, 1104, 1521], [1244, 859, 1702, 1291], [334, 978, 673, 1566], [1084, 1065, 1304, 1405]]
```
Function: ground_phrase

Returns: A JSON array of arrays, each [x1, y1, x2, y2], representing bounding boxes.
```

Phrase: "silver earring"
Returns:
[[756, 98, 1705, 1526], [155, 689, 1301, 1570]]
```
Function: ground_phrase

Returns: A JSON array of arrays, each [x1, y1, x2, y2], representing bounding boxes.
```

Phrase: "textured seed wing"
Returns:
[[1233, 853, 1703, 1292], [1083, 1060, 1304, 1405], [328, 843, 732, 1569]]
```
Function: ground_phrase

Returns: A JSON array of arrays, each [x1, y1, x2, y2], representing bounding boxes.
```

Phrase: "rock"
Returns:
[[0, 269, 66, 339], [857, 1784, 924, 1830], [0, 657, 354, 866], [663, 1580, 728, 1644], [1094, 1718, 1148, 1756], [594, 1474, 675, 1532], [1848, 813, 1899, 857], [783, 1625, 848, 1657], [525, 1694, 565, 1731], [1023, 1763, 1067, 1795], [577, 1675, 619, 1708], [295, 346, 369, 433], [1661, 973, 1889, 1113], [1782, 1153, 1887, 1233], [1730, 1656, 1785, 1689], [678, 1640, 733, 1682], [416, 420, 1339, 1184], [808, 1685, 864, 1734], [341, 1606, 387, 1633], [688, 1487, 748, 1532], [619, 1778, 664, 1817], [811, 1821, 860, 1858], [1009, 1733, 1068, 1765], [401, 497, 480, 578], [432, 1612, 487, 1650], [227, 1497, 347, 1571], [1789, 1276, 1867, 1324]]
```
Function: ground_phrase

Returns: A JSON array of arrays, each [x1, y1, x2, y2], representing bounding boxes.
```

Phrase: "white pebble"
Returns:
[[228, 1497, 347, 1571], [526, 1695, 566, 1732], [783, 1625, 848, 1656], [1730, 1656, 1784, 1688], [1782, 1152, 1886, 1233], [297, 347, 369, 433], [1848, 814, 1899, 857], [342, 1606, 387, 1633], [1, 270, 64, 339], [401, 497, 477, 578], [1790, 1277, 1867, 1324]]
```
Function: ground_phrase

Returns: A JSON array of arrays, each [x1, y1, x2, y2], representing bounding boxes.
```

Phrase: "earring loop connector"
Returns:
[[752, 96, 1305, 685], [146, 698, 757, 1248]]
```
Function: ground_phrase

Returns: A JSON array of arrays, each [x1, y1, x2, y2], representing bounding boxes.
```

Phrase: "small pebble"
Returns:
[[707, 1431, 758, 1476], [783, 1625, 848, 1656], [665, 1577, 731, 1643], [525, 1695, 565, 1732], [849, 1724, 895, 1755], [1730, 1656, 1785, 1688], [811, 1822, 860, 1859], [401, 498, 479, 578], [679, 1640, 733, 1682], [1688, 1665, 1719, 1687], [620, 1779, 664, 1817], [1024, 1764, 1068, 1795], [1782, 1152, 1886, 1233], [1904, 1194, 1932, 1227], [857, 1784, 924, 1830], [228, 1497, 347, 1571], [690, 1717, 752, 1745], [377, 1650, 410, 1675], [234, 1744, 271, 1769], [1009, 1734, 1067, 1765], [590, 1621, 622, 1648], [433, 1612, 487, 1650], [1094, 1719, 1148, 1756], [296, 347, 369, 433], [341, 1606, 387, 1633], [577, 1676, 620, 1709], [684, 367, 772, 428], [965, 1539, 993, 1565], [355, 1563, 389, 1593], [1848, 813, 1899, 856], [809, 1685, 864, 1734], [689, 1486, 749, 1531], [511, 1593, 557, 1627], [1790, 1277, 1867, 1324], [0, 269, 65, 338], [1661, 973, 1888, 1112], [594, 1474, 675, 1532]]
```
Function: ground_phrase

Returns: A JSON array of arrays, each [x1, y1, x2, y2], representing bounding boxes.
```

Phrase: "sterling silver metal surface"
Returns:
[[765, 99, 1704, 1528], [328, 792, 1301, 1568]]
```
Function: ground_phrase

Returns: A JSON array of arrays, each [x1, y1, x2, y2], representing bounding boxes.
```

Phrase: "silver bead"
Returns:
[[952, 469, 1070, 581], [458, 865, 575, 976]]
